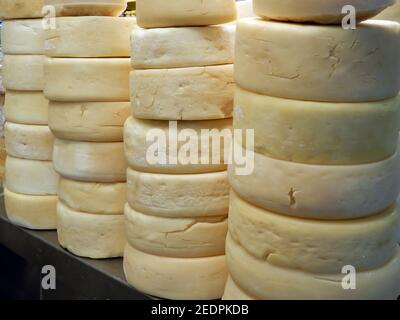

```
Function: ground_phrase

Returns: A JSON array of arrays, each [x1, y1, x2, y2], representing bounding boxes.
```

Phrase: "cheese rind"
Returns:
[[44, 0, 127, 17], [130, 65, 234, 120], [235, 19, 400, 102], [222, 276, 256, 300], [374, 0, 400, 22], [0, 0, 44, 19], [123, 244, 228, 300]]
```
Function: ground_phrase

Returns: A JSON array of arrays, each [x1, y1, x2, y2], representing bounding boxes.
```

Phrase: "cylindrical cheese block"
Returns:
[[4, 188, 57, 230], [44, 0, 127, 17], [235, 18, 400, 102], [235, 87, 400, 165], [127, 169, 229, 218], [53, 138, 127, 182], [222, 276, 256, 301], [49, 101, 130, 142], [45, 17, 136, 58], [123, 244, 228, 300], [58, 178, 126, 215], [0, 0, 44, 19], [374, 0, 400, 21], [229, 140, 400, 220], [44, 58, 131, 102], [57, 202, 126, 259], [5, 156, 59, 195], [124, 116, 231, 174], [130, 65, 234, 120]]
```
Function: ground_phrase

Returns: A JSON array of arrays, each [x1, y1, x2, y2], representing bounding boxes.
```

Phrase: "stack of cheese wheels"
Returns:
[[223, 1, 400, 300], [123, 0, 237, 300], [0, 47, 5, 182], [0, 1, 60, 230], [43, 0, 134, 259]]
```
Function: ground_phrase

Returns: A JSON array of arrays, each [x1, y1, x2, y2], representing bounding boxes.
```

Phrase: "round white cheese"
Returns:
[[0, 0, 44, 19], [222, 276, 256, 300], [44, 0, 127, 17]]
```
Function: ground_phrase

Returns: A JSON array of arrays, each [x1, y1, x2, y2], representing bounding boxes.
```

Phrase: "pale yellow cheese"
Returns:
[[57, 201, 126, 259], [49, 101, 130, 142], [222, 276, 256, 300], [53, 138, 127, 182], [127, 168, 229, 218], [374, 0, 400, 21], [44, 58, 131, 102], [44, 0, 127, 17], [0, 0, 44, 19], [235, 87, 400, 165], [123, 244, 227, 300], [4, 187, 57, 230], [136, 0, 236, 28], [130, 65, 234, 120], [236, 0, 255, 19], [235, 18, 400, 102]]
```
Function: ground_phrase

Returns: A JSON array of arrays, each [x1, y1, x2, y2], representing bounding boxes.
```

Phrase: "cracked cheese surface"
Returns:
[[44, 0, 127, 17], [0, 0, 44, 19]]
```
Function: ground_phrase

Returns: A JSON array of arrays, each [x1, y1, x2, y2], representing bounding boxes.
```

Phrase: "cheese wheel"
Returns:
[[136, 0, 236, 28], [236, 0, 255, 19], [253, 0, 395, 24], [130, 65, 234, 120], [123, 244, 227, 300], [0, 0, 44, 19], [127, 168, 229, 218], [230, 192, 399, 274], [4, 122, 54, 161], [44, 58, 130, 102], [5, 156, 59, 195], [4, 188, 57, 230], [227, 235, 400, 300], [57, 202, 126, 259], [222, 276, 256, 301], [235, 87, 400, 165], [124, 116, 231, 174], [4, 91, 49, 125], [2, 19, 44, 55], [235, 19, 400, 102], [58, 178, 126, 215], [53, 138, 127, 182], [131, 25, 235, 69], [374, 0, 400, 21], [44, 0, 127, 17], [49, 101, 130, 142], [3, 55, 45, 91], [229, 140, 400, 220], [45, 17, 136, 58]]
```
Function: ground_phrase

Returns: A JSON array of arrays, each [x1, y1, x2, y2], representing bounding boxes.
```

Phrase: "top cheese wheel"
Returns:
[[136, 0, 237, 28], [235, 18, 400, 102], [253, 0, 395, 24], [0, 0, 44, 19], [374, 0, 400, 21], [44, 0, 127, 16]]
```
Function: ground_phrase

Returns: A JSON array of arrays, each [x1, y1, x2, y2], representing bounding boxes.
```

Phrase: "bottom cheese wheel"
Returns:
[[222, 276, 256, 301], [4, 188, 57, 230], [49, 1, 127, 17], [226, 234, 400, 300], [57, 202, 126, 259], [123, 244, 228, 300]]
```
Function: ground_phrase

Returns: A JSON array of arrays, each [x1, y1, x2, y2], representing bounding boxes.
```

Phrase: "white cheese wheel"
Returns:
[[130, 65, 234, 120], [222, 276, 256, 300], [53, 138, 127, 182], [44, 58, 130, 102], [45, 17, 136, 58], [44, 0, 127, 17], [4, 122, 54, 161], [124, 116, 231, 174], [136, 0, 236, 28], [253, 0, 395, 24], [236, 0, 255, 19], [5, 156, 59, 195], [0, 0, 44, 19], [127, 168, 229, 218], [235, 87, 400, 165], [125, 203, 227, 258], [374, 0, 400, 21], [4, 91, 49, 125], [227, 235, 400, 300], [131, 25, 235, 69], [49, 101, 130, 142], [230, 192, 399, 274], [229, 140, 400, 220], [3, 55, 45, 91], [235, 19, 400, 102], [58, 178, 126, 215], [123, 244, 227, 300], [57, 202, 126, 259]]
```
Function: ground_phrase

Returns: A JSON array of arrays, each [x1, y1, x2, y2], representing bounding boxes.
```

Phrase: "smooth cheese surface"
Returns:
[[136, 0, 236, 28], [0, 0, 44, 19], [235, 87, 400, 165], [57, 202, 126, 259], [222, 276, 256, 300], [123, 244, 228, 300], [44, 58, 131, 102], [131, 25, 235, 69], [131, 65, 234, 120], [44, 0, 127, 17], [235, 19, 400, 102], [127, 168, 229, 218], [374, 0, 400, 21], [49, 101, 130, 142]]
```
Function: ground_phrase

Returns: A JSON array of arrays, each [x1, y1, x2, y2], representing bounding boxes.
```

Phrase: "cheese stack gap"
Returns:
[[122, 0, 236, 300], [224, 2, 400, 300], [43, 1, 134, 259]]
